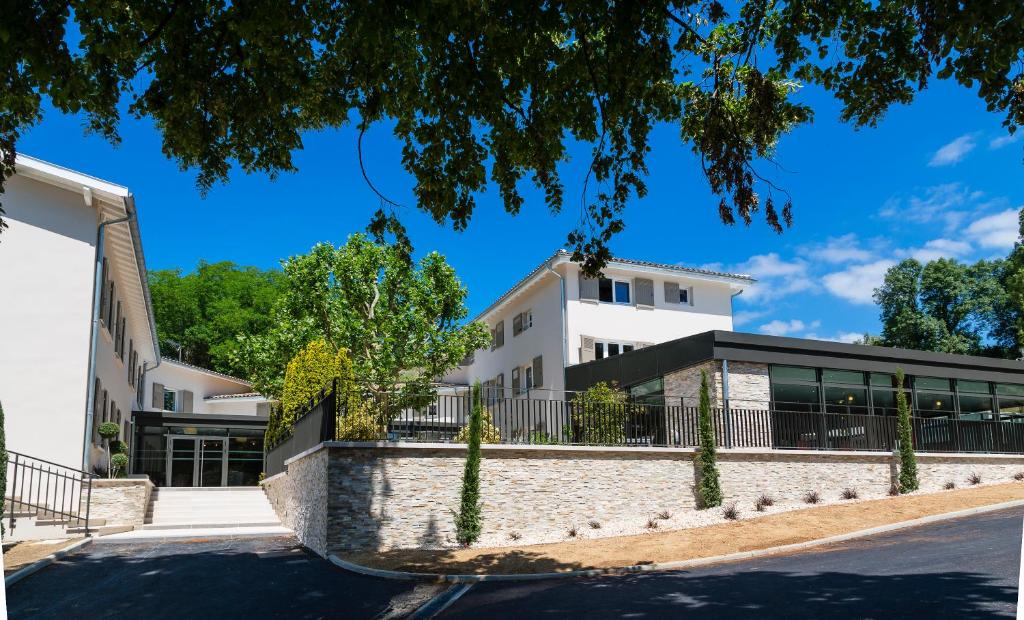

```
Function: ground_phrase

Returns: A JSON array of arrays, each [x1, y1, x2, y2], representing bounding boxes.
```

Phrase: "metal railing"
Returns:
[[6, 450, 95, 534], [263, 389, 1024, 471]]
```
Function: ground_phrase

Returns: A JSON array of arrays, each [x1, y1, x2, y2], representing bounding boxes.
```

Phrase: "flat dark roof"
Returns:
[[132, 411, 268, 426], [564, 330, 1024, 391]]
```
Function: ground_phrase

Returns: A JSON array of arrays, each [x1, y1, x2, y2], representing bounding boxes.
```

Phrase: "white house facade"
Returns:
[[446, 250, 753, 397]]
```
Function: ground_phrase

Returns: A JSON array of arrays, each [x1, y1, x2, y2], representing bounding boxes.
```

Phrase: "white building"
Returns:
[[0, 155, 270, 486], [447, 250, 753, 397]]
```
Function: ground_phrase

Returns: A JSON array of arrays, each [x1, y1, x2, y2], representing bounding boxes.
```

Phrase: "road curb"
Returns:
[[5, 536, 95, 588], [328, 498, 1024, 583]]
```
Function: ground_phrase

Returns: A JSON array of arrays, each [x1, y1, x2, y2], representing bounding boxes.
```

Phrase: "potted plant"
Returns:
[[97, 422, 121, 478]]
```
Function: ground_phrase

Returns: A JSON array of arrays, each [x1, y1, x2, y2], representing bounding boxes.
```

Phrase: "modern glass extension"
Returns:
[[133, 423, 265, 487], [769, 364, 1024, 421]]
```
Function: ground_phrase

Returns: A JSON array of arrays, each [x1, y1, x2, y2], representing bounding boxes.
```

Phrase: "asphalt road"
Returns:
[[441, 507, 1024, 619], [7, 508, 1022, 619], [5, 535, 436, 620]]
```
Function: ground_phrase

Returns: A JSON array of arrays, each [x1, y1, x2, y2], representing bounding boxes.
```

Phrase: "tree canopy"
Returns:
[[234, 234, 490, 400], [149, 260, 283, 376], [4, 2, 1023, 272]]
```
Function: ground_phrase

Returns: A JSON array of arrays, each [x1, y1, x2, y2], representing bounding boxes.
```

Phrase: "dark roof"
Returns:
[[205, 392, 263, 400], [474, 250, 753, 322], [565, 330, 1024, 391]]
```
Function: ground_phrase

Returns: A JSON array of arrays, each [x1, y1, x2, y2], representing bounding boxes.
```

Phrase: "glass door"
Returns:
[[198, 439, 225, 487], [169, 438, 197, 487]]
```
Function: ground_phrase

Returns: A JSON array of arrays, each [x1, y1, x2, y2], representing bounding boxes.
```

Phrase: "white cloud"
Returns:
[[905, 238, 972, 262], [964, 209, 1020, 250], [879, 183, 978, 231], [990, 133, 1022, 150], [759, 319, 812, 336], [822, 260, 896, 305], [734, 253, 814, 302], [929, 134, 977, 167], [803, 332, 864, 344], [733, 310, 767, 327], [806, 234, 875, 264]]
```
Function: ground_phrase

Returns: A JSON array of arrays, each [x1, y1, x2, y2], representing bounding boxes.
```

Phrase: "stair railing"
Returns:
[[6, 451, 96, 535]]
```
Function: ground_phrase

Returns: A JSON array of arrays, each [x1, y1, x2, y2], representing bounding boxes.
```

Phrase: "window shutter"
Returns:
[[496, 372, 505, 397], [512, 313, 523, 336], [495, 321, 505, 347], [580, 335, 596, 363], [490, 327, 496, 350], [579, 274, 599, 301], [152, 382, 164, 409], [688, 286, 695, 306], [664, 281, 680, 304], [511, 368, 521, 395], [99, 259, 109, 326], [636, 278, 654, 306], [257, 402, 270, 417], [532, 356, 544, 388], [182, 390, 194, 413]]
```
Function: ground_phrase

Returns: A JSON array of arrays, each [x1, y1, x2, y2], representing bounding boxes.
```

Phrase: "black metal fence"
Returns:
[[6, 450, 95, 534], [265, 381, 338, 477], [264, 388, 1024, 472]]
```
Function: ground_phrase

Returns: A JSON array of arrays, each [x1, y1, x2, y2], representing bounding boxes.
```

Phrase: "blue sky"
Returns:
[[15, 78, 1023, 340]]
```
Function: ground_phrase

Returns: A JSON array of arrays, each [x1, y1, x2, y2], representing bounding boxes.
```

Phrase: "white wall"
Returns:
[[562, 262, 736, 365], [205, 398, 268, 417], [145, 360, 265, 415], [459, 273, 566, 397], [0, 176, 98, 469]]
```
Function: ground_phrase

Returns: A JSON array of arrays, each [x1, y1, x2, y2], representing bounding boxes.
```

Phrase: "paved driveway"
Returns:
[[6, 535, 431, 620], [442, 507, 1024, 619]]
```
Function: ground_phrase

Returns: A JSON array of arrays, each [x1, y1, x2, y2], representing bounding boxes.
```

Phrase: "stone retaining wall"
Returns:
[[266, 443, 1024, 555], [88, 478, 154, 526]]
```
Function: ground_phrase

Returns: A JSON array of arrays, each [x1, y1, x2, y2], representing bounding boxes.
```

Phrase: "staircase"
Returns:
[[142, 487, 282, 530]]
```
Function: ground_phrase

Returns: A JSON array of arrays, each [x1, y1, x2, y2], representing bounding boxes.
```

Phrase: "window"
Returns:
[[598, 278, 631, 304], [594, 340, 635, 360], [163, 388, 177, 412], [525, 365, 534, 390], [490, 320, 505, 350], [512, 310, 533, 337], [511, 367, 521, 395], [679, 287, 688, 304]]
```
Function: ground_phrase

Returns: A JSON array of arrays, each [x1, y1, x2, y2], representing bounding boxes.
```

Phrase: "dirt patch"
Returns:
[[3, 538, 84, 575], [342, 483, 1024, 575]]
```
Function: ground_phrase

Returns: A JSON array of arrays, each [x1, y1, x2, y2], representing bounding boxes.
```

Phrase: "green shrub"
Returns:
[[110, 453, 129, 478], [97, 422, 120, 440], [109, 440, 129, 455], [895, 368, 919, 493], [570, 382, 632, 444], [454, 383, 484, 546], [696, 369, 722, 509], [337, 402, 386, 440], [456, 409, 501, 444]]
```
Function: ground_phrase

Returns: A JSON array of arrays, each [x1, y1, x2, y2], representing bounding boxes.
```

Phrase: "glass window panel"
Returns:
[[772, 384, 820, 410], [915, 377, 951, 391], [598, 278, 613, 302], [630, 378, 664, 399], [608, 343, 620, 356], [163, 389, 176, 411], [958, 394, 995, 421], [595, 342, 605, 359], [822, 369, 865, 385], [622, 344, 634, 354], [917, 391, 954, 412], [824, 386, 867, 413], [998, 395, 1024, 415], [771, 366, 817, 382], [996, 383, 1024, 397], [957, 380, 990, 394], [614, 281, 631, 304], [870, 373, 895, 387], [872, 390, 896, 415]]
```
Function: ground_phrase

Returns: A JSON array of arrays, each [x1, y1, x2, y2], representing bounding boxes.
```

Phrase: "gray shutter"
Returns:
[[512, 313, 523, 336], [532, 356, 544, 388], [182, 390, 194, 413], [688, 286, 695, 306], [257, 402, 270, 417], [579, 275, 599, 301], [664, 281, 680, 304], [636, 278, 654, 306], [496, 372, 505, 398], [511, 368, 521, 395], [152, 382, 164, 409], [490, 327, 496, 351], [495, 321, 505, 347], [580, 336, 596, 363], [99, 259, 109, 326]]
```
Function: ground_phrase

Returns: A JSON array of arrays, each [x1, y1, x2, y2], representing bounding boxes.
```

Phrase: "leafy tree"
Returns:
[[149, 261, 283, 376], [696, 369, 722, 509], [455, 383, 484, 546], [1004, 210, 1024, 355], [570, 382, 633, 444], [4, 3, 1024, 272], [234, 235, 490, 405], [895, 369, 918, 494], [874, 258, 1015, 357]]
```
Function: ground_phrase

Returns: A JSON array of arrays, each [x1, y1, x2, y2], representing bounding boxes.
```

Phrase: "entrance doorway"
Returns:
[[167, 436, 227, 487]]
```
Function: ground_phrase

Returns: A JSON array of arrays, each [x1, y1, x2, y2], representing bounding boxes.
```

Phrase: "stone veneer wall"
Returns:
[[662, 361, 772, 448], [87, 478, 153, 526], [263, 447, 329, 556], [265, 443, 1024, 555]]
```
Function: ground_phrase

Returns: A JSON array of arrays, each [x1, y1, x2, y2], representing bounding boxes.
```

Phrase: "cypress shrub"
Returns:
[[455, 382, 484, 546], [696, 369, 722, 508], [896, 368, 919, 493]]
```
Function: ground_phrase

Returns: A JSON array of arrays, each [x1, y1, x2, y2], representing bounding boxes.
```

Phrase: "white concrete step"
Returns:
[[96, 525, 293, 543], [144, 486, 281, 529]]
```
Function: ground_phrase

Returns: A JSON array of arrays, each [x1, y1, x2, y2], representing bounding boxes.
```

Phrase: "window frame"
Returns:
[[163, 388, 178, 413], [598, 277, 632, 304], [594, 339, 636, 360]]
